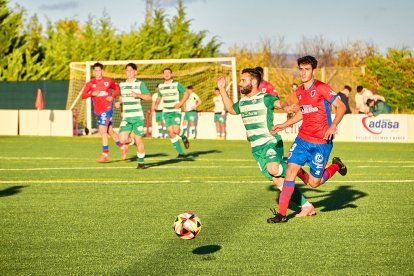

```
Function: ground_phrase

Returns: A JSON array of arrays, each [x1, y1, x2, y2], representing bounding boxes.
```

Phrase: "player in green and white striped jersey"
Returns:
[[217, 68, 316, 219], [115, 63, 152, 169], [154, 68, 191, 158]]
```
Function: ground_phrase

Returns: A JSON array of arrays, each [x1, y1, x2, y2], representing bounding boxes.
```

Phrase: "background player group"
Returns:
[[82, 64, 192, 168]]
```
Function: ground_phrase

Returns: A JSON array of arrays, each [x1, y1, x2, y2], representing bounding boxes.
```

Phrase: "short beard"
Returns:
[[240, 84, 252, 95]]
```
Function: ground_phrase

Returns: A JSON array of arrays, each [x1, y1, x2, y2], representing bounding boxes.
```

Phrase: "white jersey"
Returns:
[[152, 92, 163, 110], [185, 92, 200, 111], [213, 95, 225, 113], [119, 79, 149, 119]]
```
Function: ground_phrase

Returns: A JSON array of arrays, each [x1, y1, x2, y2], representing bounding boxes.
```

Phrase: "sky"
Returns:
[[7, 0, 414, 54]]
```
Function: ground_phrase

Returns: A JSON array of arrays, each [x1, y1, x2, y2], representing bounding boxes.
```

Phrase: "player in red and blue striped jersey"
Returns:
[[269, 56, 348, 223], [81, 62, 127, 163]]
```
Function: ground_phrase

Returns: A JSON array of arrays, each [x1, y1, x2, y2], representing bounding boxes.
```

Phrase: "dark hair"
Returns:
[[125, 63, 137, 70], [163, 67, 172, 73], [356, 85, 363, 92], [93, 62, 104, 69], [344, 85, 352, 92], [366, 99, 374, 105], [215, 87, 219, 91], [255, 66, 264, 76], [292, 83, 298, 87], [241, 68, 262, 88], [187, 85, 193, 90], [297, 55, 318, 69]]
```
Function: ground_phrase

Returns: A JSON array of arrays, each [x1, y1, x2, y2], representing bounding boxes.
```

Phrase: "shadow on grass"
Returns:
[[128, 152, 169, 162], [193, 245, 222, 255], [0, 185, 26, 197], [144, 150, 222, 168], [307, 185, 368, 212], [267, 184, 368, 213]]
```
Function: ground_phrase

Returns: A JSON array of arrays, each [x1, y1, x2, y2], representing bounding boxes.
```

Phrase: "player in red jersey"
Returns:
[[81, 62, 127, 163], [267, 56, 348, 223], [255, 67, 278, 97]]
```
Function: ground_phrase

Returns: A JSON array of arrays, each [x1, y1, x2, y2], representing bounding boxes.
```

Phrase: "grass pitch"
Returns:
[[0, 136, 413, 275]]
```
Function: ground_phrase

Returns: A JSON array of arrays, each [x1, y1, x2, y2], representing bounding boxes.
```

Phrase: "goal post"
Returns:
[[66, 57, 238, 135]]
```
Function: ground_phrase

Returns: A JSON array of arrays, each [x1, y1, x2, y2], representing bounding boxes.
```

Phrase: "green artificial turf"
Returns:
[[0, 136, 413, 275]]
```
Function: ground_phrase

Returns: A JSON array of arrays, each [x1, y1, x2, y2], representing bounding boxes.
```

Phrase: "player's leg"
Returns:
[[215, 119, 221, 139], [108, 124, 127, 160], [189, 112, 196, 139], [175, 112, 189, 149], [165, 113, 185, 156], [305, 144, 347, 188], [268, 138, 308, 222], [131, 118, 145, 169], [181, 114, 189, 137], [155, 111, 163, 138], [96, 112, 110, 162]]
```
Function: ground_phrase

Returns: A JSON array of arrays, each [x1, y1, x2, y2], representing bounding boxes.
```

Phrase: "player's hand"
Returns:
[[217, 76, 226, 90], [106, 96, 113, 102], [115, 102, 121, 109], [174, 103, 181, 109], [323, 126, 336, 140], [271, 124, 286, 135]]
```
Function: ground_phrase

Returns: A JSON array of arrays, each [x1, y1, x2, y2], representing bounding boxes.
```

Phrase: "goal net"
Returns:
[[66, 57, 237, 135]]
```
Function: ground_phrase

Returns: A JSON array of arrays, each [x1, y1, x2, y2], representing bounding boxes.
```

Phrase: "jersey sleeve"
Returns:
[[81, 81, 92, 99], [140, 82, 150, 94], [264, 94, 278, 110], [320, 83, 337, 104], [110, 79, 120, 98], [177, 82, 186, 95], [157, 88, 162, 97], [232, 102, 241, 115]]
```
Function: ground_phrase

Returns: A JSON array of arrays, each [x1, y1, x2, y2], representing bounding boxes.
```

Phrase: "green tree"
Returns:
[[361, 48, 414, 113]]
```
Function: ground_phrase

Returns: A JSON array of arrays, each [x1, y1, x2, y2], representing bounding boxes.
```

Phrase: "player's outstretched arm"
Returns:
[[217, 76, 236, 115], [271, 111, 303, 134]]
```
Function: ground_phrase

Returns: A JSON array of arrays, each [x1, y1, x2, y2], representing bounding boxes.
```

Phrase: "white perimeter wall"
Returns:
[[152, 112, 414, 143], [0, 109, 73, 136], [1, 110, 412, 142]]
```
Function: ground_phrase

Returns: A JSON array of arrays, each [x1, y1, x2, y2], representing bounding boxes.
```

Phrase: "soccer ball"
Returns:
[[173, 212, 201, 240]]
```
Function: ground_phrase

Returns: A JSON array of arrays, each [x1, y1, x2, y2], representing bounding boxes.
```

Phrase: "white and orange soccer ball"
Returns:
[[173, 212, 201, 240]]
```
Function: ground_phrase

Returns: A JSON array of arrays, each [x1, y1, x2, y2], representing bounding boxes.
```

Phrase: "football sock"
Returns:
[[297, 168, 310, 185], [277, 184, 308, 207], [137, 152, 145, 163], [158, 126, 163, 137], [102, 145, 109, 155], [170, 137, 184, 154], [190, 127, 195, 137], [278, 180, 295, 216], [322, 163, 340, 183], [115, 141, 123, 148], [181, 126, 188, 136], [162, 127, 167, 138]]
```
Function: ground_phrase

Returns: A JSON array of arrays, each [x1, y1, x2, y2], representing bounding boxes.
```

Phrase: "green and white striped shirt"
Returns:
[[233, 92, 279, 149], [158, 80, 186, 113], [119, 79, 150, 119]]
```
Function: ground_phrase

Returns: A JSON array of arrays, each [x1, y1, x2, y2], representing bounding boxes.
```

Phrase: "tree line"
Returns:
[[1, 0, 413, 113]]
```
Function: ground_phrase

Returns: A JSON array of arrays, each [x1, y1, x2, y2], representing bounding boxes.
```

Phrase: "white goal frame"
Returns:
[[69, 57, 237, 134]]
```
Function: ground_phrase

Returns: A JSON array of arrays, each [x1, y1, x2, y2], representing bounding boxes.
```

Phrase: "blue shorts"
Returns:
[[97, 110, 113, 126], [287, 137, 333, 178]]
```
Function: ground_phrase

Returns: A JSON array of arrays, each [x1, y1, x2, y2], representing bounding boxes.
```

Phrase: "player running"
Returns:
[[81, 62, 127, 163], [217, 68, 316, 219], [115, 63, 151, 169], [268, 55, 348, 223], [181, 85, 202, 139], [154, 68, 191, 158]]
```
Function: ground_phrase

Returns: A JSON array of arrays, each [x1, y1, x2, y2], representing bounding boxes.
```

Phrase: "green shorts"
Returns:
[[184, 111, 197, 122], [119, 117, 145, 136], [155, 110, 163, 123], [252, 140, 284, 180], [163, 112, 181, 128], [214, 112, 226, 123]]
